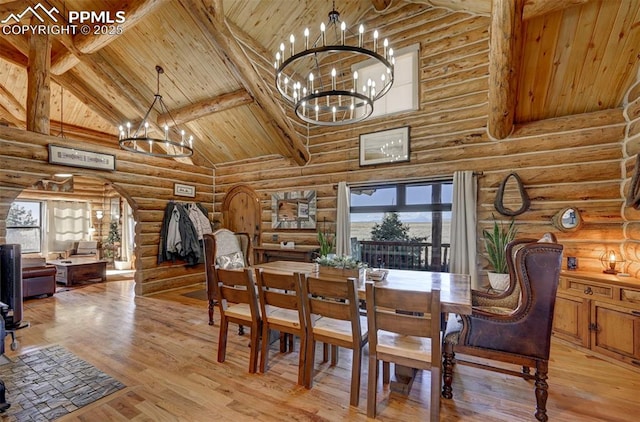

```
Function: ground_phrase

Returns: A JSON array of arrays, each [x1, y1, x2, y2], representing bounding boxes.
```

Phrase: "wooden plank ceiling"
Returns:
[[0, 0, 638, 167]]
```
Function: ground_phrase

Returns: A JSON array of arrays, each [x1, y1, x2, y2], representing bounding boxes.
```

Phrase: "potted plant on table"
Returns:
[[483, 216, 517, 291], [315, 254, 366, 279]]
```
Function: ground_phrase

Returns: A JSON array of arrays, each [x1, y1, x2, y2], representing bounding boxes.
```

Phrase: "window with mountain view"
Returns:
[[350, 180, 452, 271]]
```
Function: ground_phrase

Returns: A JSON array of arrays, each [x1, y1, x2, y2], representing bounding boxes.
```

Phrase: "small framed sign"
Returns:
[[174, 183, 196, 198], [48, 144, 116, 171]]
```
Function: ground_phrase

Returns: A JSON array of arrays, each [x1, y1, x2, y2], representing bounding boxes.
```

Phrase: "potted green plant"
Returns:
[[315, 254, 366, 279], [317, 228, 334, 257], [483, 216, 517, 291]]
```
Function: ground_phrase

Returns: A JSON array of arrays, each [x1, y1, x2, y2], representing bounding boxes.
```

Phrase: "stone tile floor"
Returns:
[[0, 344, 124, 421]]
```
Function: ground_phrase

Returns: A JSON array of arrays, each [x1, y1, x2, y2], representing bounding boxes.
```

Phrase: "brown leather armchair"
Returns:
[[21, 257, 56, 298], [203, 229, 251, 326], [442, 233, 563, 422]]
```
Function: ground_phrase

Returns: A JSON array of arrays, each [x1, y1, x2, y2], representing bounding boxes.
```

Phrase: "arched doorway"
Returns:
[[6, 173, 139, 282], [221, 185, 261, 247]]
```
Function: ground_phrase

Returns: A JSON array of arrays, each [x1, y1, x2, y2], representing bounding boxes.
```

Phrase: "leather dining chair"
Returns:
[[442, 233, 563, 422], [300, 274, 368, 407], [254, 269, 308, 385], [213, 267, 261, 373], [366, 283, 442, 420]]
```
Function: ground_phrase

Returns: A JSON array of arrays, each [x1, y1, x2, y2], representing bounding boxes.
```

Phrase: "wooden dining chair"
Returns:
[[365, 283, 441, 420], [213, 267, 261, 373], [300, 274, 368, 407], [254, 269, 307, 385]]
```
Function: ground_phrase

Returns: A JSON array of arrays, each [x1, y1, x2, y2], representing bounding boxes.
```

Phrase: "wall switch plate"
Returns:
[[272, 234, 278, 241]]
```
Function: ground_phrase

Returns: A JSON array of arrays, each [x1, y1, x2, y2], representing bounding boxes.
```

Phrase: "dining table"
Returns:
[[253, 260, 472, 315], [253, 260, 472, 395]]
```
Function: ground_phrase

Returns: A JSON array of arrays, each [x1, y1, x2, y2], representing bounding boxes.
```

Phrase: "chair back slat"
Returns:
[[309, 298, 351, 321], [375, 311, 434, 338], [307, 276, 351, 298], [373, 286, 435, 314], [255, 270, 303, 311], [304, 275, 357, 322], [215, 268, 256, 307]]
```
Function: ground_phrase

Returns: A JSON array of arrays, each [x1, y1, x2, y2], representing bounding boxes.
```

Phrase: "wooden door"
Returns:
[[222, 185, 261, 248]]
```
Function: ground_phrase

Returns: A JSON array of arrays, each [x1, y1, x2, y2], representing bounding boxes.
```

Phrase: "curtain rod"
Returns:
[[333, 172, 483, 190]]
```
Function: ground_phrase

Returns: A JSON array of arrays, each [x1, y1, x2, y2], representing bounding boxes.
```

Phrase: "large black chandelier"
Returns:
[[118, 65, 194, 158], [274, 5, 394, 126]]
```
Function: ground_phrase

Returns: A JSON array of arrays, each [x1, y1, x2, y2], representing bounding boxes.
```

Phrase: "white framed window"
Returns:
[[354, 43, 419, 118]]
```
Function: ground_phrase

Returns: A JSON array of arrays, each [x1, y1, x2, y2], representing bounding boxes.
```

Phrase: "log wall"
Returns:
[[217, 5, 632, 283], [0, 125, 214, 295]]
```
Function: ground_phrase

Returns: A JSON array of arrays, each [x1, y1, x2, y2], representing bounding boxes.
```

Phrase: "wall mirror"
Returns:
[[271, 190, 317, 229], [552, 207, 582, 232]]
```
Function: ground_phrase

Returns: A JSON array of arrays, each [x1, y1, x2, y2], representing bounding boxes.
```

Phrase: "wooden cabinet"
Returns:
[[553, 271, 640, 370]]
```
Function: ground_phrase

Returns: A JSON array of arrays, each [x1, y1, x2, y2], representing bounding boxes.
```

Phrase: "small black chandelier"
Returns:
[[118, 65, 194, 158], [274, 5, 395, 126]]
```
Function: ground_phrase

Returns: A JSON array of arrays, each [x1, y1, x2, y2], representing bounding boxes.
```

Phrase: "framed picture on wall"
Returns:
[[271, 191, 317, 229], [359, 126, 410, 166]]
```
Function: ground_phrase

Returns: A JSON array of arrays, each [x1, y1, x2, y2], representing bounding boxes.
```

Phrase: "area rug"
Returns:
[[182, 288, 207, 301], [0, 345, 125, 421]]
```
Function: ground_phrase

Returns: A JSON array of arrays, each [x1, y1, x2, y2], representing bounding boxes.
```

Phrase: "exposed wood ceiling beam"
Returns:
[[157, 89, 253, 127], [183, 0, 309, 166], [27, 16, 51, 134], [487, 0, 524, 140], [49, 0, 169, 75], [371, 0, 393, 12], [0, 38, 27, 66], [407, 0, 491, 16], [523, 0, 589, 20], [0, 83, 25, 123]]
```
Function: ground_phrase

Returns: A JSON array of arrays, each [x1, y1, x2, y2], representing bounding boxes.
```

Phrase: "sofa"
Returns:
[[21, 257, 56, 298], [67, 241, 100, 260]]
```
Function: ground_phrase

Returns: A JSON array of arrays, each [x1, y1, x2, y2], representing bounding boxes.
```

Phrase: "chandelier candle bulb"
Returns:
[[341, 21, 346, 45], [290, 34, 295, 56], [304, 28, 309, 49], [309, 73, 314, 92], [359, 24, 364, 47], [331, 68, 336, 90], [384, 38, 388, 58], [321, 22, 326, 46], [373, 30, 378, 52], [126, 122, 131, 137], [144, 122, 148, 137]]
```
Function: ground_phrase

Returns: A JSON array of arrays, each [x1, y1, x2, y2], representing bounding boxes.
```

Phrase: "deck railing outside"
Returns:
[[355, 240, 450, 272]]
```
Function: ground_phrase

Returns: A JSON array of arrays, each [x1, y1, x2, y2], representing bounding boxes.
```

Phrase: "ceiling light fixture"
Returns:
[[118, 65, 194, 158], [274, 4, 394, 126]]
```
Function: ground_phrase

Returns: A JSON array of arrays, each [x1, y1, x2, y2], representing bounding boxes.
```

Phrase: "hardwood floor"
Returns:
[[7, 279, 640, 421]]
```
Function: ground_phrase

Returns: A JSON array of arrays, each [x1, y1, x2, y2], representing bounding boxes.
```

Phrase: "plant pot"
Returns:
[[114, 260, 131, 270], [487, 272, 510, 291], [318, 266, 360, 280]]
